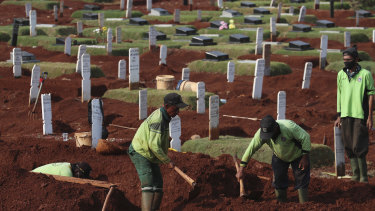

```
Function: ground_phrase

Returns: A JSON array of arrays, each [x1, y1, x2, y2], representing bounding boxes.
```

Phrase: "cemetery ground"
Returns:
[[2, 0, 375, 210]]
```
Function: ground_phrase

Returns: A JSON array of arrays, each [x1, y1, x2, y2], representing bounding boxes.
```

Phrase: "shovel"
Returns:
[[233, 155, 246, 197], [173, 166, 200, 199], [28, 72, 48, 118]]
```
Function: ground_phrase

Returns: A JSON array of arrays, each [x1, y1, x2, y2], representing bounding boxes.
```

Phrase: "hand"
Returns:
[[299, 154, 309, 171], [236, 166, 244, 182], [367, 116, 373, 130], [334, 117, 341, 128], [168, 161, 175, 169]]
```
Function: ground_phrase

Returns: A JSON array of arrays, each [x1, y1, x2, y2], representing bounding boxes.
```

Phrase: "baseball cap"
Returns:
[[164, 93, 188, 108], [260, 115, 277, 140], [343, 45, 361, 61]]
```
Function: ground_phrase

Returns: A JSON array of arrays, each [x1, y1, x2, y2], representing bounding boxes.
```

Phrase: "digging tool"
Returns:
[[223, 115, 260, 121], [102, 185, 117, 211], [173, 166, 196, 187], [28, 72, 48, 118], [109, 123, 137, 130], [233, 155, 246, 197]]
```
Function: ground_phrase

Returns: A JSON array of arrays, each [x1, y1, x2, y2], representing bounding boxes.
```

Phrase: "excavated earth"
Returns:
[[1, 0, 375, 210]]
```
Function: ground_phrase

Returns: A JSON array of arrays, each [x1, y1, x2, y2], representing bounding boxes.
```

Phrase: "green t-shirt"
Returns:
[[240, 120, 311, 167], [337, 68, 375, 119], [31, 162, 73, 177]]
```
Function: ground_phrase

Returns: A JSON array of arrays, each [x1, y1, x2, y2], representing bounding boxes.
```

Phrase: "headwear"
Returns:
[[72, 162, 92, 178], [164, 93, 188, 108], [343, 45, 361, 61], [260, 115, 278, 140]]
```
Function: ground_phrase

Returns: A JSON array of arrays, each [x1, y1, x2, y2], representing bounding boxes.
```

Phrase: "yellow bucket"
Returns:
[[156, 75, 175, 90], [178, 80, 198, 92], [74, 132, 92, 147]]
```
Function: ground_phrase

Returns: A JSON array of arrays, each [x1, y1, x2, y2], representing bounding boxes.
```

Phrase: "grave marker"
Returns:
[[373, 30, 375, 43], [277, 91, 286, 120], [77, 21, 83, 37], [197, 82, 205, 114], [98, 13, 104, 28], [76, 45, 87, 73], [107, 28, 112, 55], [116, 27, 121, 43], [217, 0, 223, 9], [302, 62, 312, 89], [91, 98, 103, 148], [53, 5, 58, 22], [25, 3, 31, 18], [314, 0, 320, 10], [330, 0, 334, 18], [289, 6, 294, 15], [270, 17, 276, 42], [64, 37, 71, 56], [149, 26, 157, 50], [118, 59, 126, 79], [227, 61, 235, 82], [255, 27, 263, 55], [59, 0, 64, 17], [147, 0, 152, 12], [29, 64, 40, 105], [120, 0, 125, 10], [139, 89, 147, 120], [170, 115, 181, 151], [12, 48, 22, 77], [277, 3, 282, 22], [320, 35, 328, 70], [174, 9, 180, 23], [182, 68, 190, 81], [29, 10, 37, 36], [252, 59, 265, 100], [344, 31, 350, 48], [197, 10, 202, 21], [189, 0, 193, 11], [263, 44, 271, 76], [270, 0, 276, 7], [11, 20, 19, 47], [298, 6, 306, 22], [126, 0, 133, 18], [334, 127, 345, 176], [356, 11, 359, 27], [81, 53, 91, 102], [129, 48, 140, 90], [209, 95, 220, 140], [159, 45, 167, 65], [41, 93, 53, 135]]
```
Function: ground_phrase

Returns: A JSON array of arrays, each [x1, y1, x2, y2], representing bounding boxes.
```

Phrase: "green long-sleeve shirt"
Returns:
[[241, 120, 311, 167], [31, 162, 73, 177], [131, 107, 171, 164]]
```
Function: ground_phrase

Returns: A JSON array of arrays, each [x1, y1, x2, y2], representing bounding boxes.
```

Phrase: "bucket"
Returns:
[[74, 132, 92, 147], [156, 75, 175, 90], [178, 80, 198, 92]]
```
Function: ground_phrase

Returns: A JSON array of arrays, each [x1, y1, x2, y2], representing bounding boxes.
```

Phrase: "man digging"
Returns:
[[236, 115, 311, 203], [334, 46, 375, 183], [129, 93, 188, 211]]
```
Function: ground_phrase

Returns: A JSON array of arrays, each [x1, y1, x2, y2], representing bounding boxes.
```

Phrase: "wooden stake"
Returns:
[[109, 124, 137, 130], [102, 185, 116, 211]]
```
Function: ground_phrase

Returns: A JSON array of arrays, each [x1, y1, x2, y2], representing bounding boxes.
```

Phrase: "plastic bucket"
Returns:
[[74, 132, 92, 147], [178, 80, 198, 92], [156, 75, 175, 90]]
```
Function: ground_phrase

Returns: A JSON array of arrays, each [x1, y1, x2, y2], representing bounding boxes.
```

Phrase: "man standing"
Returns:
[[236, 115, 311, 203], [129, 93, 187, 211], [334, 46, 374, 183]]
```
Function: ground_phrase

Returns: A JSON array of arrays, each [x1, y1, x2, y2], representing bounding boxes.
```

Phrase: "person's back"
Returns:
[[31, 162, 73, 177]]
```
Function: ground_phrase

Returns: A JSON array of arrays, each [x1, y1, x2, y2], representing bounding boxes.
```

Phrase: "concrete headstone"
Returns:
[[320, 35, 328, 69], [270, 17, 276, 41], [289, 6, 294, 15], [344, 31, 350, 48], [197, 10, 202, 21], [107, 28, 113, 54], [149, 26, 157, 50], [76, 45, 87, 73], [41, 93, 53, 135], [126, 0, 133, 18], [217, 0, 223, 9], [147, 0, 152, 12], [227, 61, 235, 82], [60, 0, 64, 17], [170, 115, 181, 151], [12, 48, 22, 77], [53, 5, 58, 22], [255, 27, 263, 55], [64, 37, 71, 56], [29, 10, 37, 36], [197, 82, 205, 114], [252, 59, 265, 99], [77, 21, 83, 37], [118, 59, 126, 79], [356, 11, 359, 27], [263, 44, 271, 76], [129, 48, 140, 90], [373, 30, 375, 43], [120, 0, 125, 10], [298, 6, 306, 22], [209, 95, 220, 140], [270, 0, 276, 7], [139, 89, 147, 120], [314, 0, 320, 10], [334, 126, 345, 176], [182, 68, 190, 81], [91, 98, 103, 148], [302, 62, 312, 89], [159, 45, 167, 65], [25, 3, 31, 18], [98, 13, 104, 28], [81, 53, 90, 80], [29, 64, 40, 105], [116, 27, 121, 43], [277, 91, 286, 120], [277, 3, 282, 22], [174, 9, 180, 23]]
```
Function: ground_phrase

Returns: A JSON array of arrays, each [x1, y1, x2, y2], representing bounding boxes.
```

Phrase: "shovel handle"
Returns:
[[174, 166, 196, 187], [233, 156, 246, 197]]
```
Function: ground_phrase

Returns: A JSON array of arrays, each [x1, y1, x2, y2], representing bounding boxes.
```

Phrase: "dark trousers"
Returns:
[[271, 154, 310, 190], [341, 117, 369, 158]]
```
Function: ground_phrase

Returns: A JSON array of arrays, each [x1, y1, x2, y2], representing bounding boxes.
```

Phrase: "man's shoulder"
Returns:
[[359, 68, 372, 76]]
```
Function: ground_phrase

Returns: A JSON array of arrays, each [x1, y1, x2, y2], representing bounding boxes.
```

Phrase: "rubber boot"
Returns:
[[358, 157, 369, 183], [141, 192, 154, 211], [151, 192, 163, 211], [275, 189, 287, 202], [298, 188, 308, 204], [350, 158, 360, 182]]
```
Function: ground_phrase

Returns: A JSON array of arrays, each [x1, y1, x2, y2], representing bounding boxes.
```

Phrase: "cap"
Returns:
[[73, 162, 92, 178], [343, 45, 361, 61], [260, 115, 277, 140], [164, 93, 188, 108]]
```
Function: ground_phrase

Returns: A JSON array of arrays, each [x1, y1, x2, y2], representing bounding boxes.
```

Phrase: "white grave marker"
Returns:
[[159, 45, 167, 65], [197, 10, 202, 21], [270, 17, 276, 41], [82, 79, 91, 102], [344, 31, 350, 47], [64, 37, 71, 56], [12, 48, 22, 77], [320, 35, 328, 69], [174, 9, 180, 23], [314, 0, 320, 10], [255, 27, 263, 55], [270, 0, 276, 7], [217, 0, 223, 9], [76, 45, 87, 73], [277, 3, 282, 22], [263, 44, 271, 76], [147, 0, 152, 12], [373, 30, 375, 43], [227, 61, 235, 82], [302, 62, 312, 89], [29, 10, 37, 36], [81, 53, 91, 102], [25, 3, 31, 17], [41, 93, 53, 135], [107, 28, 112, 54], [356, 10, 359, 27], [98, 13, 104, 28], [289, 6, 294, 15], [182, 68, 190, 81], [197, 82, 205, 114], [170, 115, 181, 151], [298, 6, 306, 22], [53, 5, 58, 22], [126, 0, 133, 18], [139, 89, 148, 120], [59, 0, 64, 17], [252, 59, 265, 100], [77, 21, 83, 36], [129, 48, 140, 90], [149, 26, 157, 50], [116, 27, 121, 44], [120, 0, 125, 10], [118, 59, 126, 79], [209, 95, 220, 140], [277, 91, 286, 120], [91, 99, 103, 148], [29, 64, 40, 105], [334, 127, 345, 176]]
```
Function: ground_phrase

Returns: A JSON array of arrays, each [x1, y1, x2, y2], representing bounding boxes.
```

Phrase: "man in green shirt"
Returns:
[[31, 162, 92, 179], [236, 115, 311, 204], [129, 93, 187, 211], [334, 46, 375, 183]]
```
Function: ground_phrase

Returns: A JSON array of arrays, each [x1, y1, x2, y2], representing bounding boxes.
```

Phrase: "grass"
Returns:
[[326, 61, 375, 73], [0, 62, 104, 78], [103, 88, 216, 110], [181, 135, 334, 168], [188, 60, 291, 76], [1, 0, 59, 10], [71, 10, 143, 19], [182, 43, 255, 58]]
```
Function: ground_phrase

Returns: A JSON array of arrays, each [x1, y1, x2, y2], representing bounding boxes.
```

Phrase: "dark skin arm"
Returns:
[[299, 154, 309, 170], [367, 95, 373, 129]]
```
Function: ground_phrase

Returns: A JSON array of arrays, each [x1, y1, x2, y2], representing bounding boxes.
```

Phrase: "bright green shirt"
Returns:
[[240, 120, 311, 167], [31, 162, 73, 177], [131, 108, 171, 164], [337, 68, 375, 119]]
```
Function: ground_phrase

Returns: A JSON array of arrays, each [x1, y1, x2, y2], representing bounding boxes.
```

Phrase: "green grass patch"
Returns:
[[0, 32, 11, 42], [182, 43, 255, 58], [326, 61, 375, 73], [181, 135, 334, 168], [2, 0, 59, 10], [103, 88, 216, 110]]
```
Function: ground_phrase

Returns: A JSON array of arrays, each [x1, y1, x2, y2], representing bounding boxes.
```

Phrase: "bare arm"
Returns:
[[367, 95, 374, 129]]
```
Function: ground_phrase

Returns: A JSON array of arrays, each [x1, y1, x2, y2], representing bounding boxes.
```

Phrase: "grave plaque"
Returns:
[[81, 53, 91, 80], [174, 9, 180, 23], [244, 17, 262, 25], [210, 20, 224, 29], [227, 61, 235, 82], [159, 45, 167, 65], [9, 50, 39, 64], [139, 89, 148, 120], [205, 51, 229, 61], [170, 115, 181, 151], [82, 13, 98, 20], [118, 59, 126, 79], [253, 8, 270, 15], [291, 0, 305, 3], [316, 20, 335, 28], [84, 4, 100, 11], [149, 26, 157, 50], [190, 36, 216, 46], [209, 95, 220, 140], [357, 10, 372, 18], [129, 48, 140, 90], [229, 34, 250, 43], [197, 82, 205, 114], [14, 18, 29, 26], [146, 31, 167, 41], [126, 0, 133, 18], [292, 24, 311, 32], [263, 44, 271, 76], [197, 10, 202, 21], [91, 98, 103, 148], [120, 0, 125, 10], [25, 3, 31, 18], [98, 13, 104, 28], [13, 48, 22, 77], [116, 27, 121, 43], [29, 10, 37, 37], [302, 62, 312, 89], [41, 93, 53, 135], [77, 21, 83, 36], [53, 5, 58, 22], [81, 79, 91, 102], [277, 91, 286, 120], [252, 59, 265, 100], [150, 8, 170, 16], [314, 0, 320, 10], [344, 31, 350, 47], [217, 0, 223, 9], [175, 27, 197, 36], [76, 45, 87, 73], [255, 27, 263, 55], [298, 6, 306, 22], [334, 127, 345, 177], [64, 37, 71, 56], [147, 0, 152, 12], [287, 40, 312, 51], [241, 2, 256, 8], [29, 64, 40, 105], [129, 18, 149, 25], [182, 68, 190, 81], [270, 17, 276, 42], [221, 9, 242, 18]]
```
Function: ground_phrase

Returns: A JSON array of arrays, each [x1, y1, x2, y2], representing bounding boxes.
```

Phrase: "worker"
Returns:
[[31, 162, 92, 179], [334, 46, 374, 183], [129, 93, 188, 211], [236, 115, 311, 204]]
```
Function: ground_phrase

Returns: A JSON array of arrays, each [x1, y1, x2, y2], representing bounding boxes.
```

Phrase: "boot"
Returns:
[[298, 188, 308, 204], [275, 189, 287, 202], [350, 158, 360, 182], [141, 192, 154, 211], [358, 157, 369, 183], [151, 192, 163, 211]]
